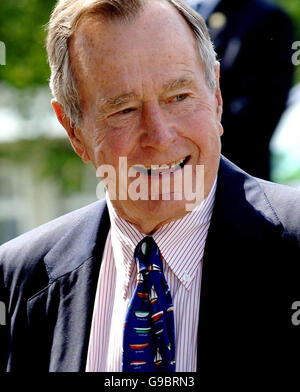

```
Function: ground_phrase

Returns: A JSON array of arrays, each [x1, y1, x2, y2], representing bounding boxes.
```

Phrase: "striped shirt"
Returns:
[[86, 178, 217, 372]]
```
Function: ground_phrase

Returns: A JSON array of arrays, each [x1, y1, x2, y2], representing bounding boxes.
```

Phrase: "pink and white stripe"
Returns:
[[86, 178, 217, 372]]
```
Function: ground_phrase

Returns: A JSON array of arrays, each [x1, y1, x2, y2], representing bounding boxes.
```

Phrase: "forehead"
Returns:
[[69, 1, 204, 100]]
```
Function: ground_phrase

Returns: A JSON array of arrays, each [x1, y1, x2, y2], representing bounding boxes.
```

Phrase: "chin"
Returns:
[[134, 198, 191, 224]]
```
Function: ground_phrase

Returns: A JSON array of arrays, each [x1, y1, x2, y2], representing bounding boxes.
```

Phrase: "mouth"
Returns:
[[133, 155, 191, 176]]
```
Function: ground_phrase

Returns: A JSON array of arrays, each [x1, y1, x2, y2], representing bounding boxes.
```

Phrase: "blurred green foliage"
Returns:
[[0, 0, 54, 87], [275, 0, 300, 84], [0, 137, 88, 194], [271, 151, 300, 185]]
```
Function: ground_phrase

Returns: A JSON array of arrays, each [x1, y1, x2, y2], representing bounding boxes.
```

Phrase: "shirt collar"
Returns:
[[107, 176, 217, 294], [153, 177, 217, 289]]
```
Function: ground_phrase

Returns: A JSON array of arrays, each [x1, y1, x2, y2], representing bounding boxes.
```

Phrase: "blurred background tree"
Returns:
[[0, 0, 53, 88], [276, 0, 300, 84], [0, 0, 92, 195], [0, 0, 102, 244]]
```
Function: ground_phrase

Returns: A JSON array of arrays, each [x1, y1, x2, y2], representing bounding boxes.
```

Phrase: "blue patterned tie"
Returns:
[[122, 236, 176, 372]]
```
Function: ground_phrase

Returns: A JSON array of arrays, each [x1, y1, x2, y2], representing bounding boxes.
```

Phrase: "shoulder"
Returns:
[[0, 199, 108, 296], [218, 156, 300, 244], [256, 178, 300, 239]]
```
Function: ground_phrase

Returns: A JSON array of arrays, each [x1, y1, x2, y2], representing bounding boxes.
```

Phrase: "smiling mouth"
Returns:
[[133, 156, 191, 175]]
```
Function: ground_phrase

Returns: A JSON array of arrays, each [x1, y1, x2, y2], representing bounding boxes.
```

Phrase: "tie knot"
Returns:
[[134, 237, 163, 274]]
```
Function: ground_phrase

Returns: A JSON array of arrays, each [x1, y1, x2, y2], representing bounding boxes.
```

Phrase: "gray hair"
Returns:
[[46, 0, 217, 127]]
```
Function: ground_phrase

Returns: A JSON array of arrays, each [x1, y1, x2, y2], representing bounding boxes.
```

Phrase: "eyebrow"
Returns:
[[97, 76, 196, 113], [162, 76, 196, 93], [97, 92, 138, 113]]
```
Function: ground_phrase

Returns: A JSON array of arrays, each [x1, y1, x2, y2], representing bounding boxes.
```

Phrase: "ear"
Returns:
[[51, 99, 91, 163], [214, 62, 224, 136]]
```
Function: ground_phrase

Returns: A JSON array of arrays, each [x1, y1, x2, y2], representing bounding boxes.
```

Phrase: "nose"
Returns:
[[140, 102, 176, 151]]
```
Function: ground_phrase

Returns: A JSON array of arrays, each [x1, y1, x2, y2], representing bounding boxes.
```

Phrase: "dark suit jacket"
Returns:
[[198, 0, 294, 179], [0, 156, 299, 379]]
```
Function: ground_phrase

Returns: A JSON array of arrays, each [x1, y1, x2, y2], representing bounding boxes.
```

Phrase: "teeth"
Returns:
[[143, 157, 186, 170], [133, 157, 188, 175]]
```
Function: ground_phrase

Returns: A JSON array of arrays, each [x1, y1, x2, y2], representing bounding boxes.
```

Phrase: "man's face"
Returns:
[[54, 1, 223, 233]]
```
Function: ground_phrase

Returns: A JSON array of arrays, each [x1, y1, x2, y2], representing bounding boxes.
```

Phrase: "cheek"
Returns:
[[95, 129, 137, 166], [197, 128, 221, 155], [84, 114, 137, 165], [181, 112, 221, 154], [177, 110, 212, 137], [110, 128, 135, 153]]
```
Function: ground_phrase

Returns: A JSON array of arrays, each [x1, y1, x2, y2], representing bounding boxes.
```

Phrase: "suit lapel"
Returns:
[[27, 201, 110, 371], [197, 156, 283, 375]]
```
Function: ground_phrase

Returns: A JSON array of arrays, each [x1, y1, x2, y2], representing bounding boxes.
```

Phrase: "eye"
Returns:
[[120, 108, 135, 115], [107, 107, 137, 120], [173, 94, 188, 102]]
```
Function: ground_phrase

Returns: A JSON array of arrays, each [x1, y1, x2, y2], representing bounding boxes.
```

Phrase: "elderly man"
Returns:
[[0, 0, 299, 377]]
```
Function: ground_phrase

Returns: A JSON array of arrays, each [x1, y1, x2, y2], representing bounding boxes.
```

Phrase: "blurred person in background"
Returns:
[[186, 0, 294, 179]]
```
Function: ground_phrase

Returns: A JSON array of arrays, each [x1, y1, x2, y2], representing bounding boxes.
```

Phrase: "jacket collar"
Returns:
[[215, 156, 280, 233], [44, 200, 110, 283]]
